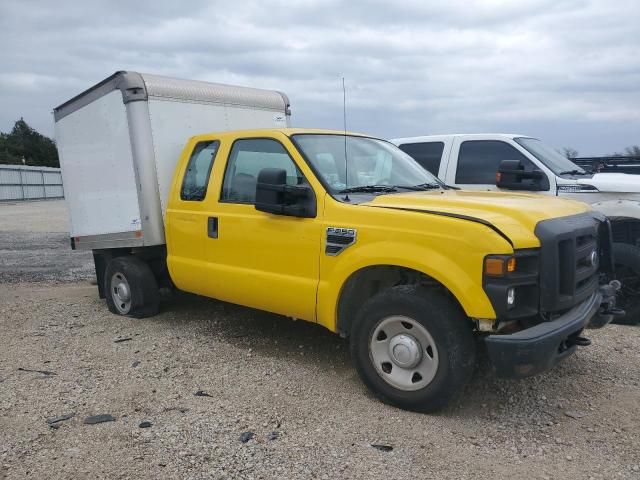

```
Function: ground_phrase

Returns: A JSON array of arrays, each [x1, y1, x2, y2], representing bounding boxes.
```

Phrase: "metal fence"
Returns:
[[0, 165, 64, 201]]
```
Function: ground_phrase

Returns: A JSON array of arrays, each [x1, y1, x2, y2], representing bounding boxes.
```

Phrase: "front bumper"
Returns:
[[485, 285, 615, 378]]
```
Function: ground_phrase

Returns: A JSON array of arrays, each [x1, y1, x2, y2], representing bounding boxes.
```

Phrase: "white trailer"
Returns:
[[54, 71, 291, 251]]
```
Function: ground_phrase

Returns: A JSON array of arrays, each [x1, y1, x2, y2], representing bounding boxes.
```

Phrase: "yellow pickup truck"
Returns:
[[54, 74, 620, 412], [98, 128, 622, 411]]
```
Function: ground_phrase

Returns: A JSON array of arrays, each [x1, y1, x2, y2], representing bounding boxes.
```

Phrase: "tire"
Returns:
[[613, 243, 640, 325], [104, 256, 160, 318], [350, 285, 476, 413]]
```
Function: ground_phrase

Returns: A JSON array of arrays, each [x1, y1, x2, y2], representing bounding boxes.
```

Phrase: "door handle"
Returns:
[[207, 217, 218, 238]]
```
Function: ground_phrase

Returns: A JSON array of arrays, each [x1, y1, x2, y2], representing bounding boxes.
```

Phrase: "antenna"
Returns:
[[342, 77, 350, 202]]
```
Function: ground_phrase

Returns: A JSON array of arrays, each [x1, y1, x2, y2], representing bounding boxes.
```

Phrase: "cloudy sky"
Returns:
[[1, 0, 638, 155]]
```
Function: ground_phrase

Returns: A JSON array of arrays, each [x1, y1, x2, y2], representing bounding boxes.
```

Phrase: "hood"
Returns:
[[573, 173, 640, 193], [363, 190, 592, 248]]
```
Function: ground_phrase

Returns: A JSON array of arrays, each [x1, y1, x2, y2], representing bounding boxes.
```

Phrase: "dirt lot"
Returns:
[[0, 200, 93, 283], [1, 200, 639, 479]]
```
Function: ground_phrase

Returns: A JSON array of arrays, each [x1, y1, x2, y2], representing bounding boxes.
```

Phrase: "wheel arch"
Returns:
[[335, 264, 471, 338], [93, 246, 169, 298]]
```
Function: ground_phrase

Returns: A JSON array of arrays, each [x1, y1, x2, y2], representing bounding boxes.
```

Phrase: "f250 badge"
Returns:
[[325, 227, 357, 256]]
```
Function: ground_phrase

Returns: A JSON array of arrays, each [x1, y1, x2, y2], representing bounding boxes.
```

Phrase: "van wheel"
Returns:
[[350, 285, 476, 412], [613, 243, 640, 325], [104, 256, 160, 318]]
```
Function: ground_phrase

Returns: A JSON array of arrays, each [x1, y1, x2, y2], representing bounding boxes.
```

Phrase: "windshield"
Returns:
[[514, 137, 587, 176], [292, 134, 441, 195]]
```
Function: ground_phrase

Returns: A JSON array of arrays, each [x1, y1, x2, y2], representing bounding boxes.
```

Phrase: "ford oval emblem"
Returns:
[[589, 250, 598, 267]]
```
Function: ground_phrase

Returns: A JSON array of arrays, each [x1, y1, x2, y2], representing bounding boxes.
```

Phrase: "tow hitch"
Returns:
[[588, 280, 624, 329], [567, 336, 591, 347], [559, 333, 592, 354]]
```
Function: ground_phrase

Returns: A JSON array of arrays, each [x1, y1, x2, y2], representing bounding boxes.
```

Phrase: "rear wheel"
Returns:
[[613, 243, 640, 325], [104, 256, 159, 318], [350, 285, 476, 412]]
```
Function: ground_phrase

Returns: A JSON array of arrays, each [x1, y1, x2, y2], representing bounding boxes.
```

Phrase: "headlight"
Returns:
[[557, 184, 599, 193], [484, 255, 516, 277], [483, 249, 539, 320]]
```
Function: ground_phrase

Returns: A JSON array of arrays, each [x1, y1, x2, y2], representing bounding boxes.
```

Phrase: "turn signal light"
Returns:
[[484, 256, 516, 276]]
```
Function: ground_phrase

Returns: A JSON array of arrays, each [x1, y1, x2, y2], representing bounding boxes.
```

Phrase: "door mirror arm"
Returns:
[[258, 182, 310, 198]]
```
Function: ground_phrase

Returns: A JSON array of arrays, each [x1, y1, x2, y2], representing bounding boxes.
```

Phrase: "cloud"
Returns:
[[0, 0, 638, 155]]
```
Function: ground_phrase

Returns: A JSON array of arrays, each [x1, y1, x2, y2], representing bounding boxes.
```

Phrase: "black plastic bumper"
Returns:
[[485, 288, 608, 378]]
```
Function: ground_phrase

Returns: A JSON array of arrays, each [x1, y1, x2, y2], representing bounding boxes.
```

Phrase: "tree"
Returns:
[[624, 145, 640, 157], [0, 118, 59, 167], [562, 147, 579, 159]]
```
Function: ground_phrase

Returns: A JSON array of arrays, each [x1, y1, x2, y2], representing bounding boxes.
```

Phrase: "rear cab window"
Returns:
[[181, 141, 220, 201], [455, 140, 534, 184], [398, 142, 445, 176]]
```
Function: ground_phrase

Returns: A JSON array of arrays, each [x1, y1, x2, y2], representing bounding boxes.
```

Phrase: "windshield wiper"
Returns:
[[559, 169, 588, 175], [388, 184, 432, 191], [339, 185, 398, 194], [410, 183, 443, 190], [413, 182, 460, 190]]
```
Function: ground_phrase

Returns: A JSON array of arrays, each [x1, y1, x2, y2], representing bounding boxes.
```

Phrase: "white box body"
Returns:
[[54, 71, 291, 250]]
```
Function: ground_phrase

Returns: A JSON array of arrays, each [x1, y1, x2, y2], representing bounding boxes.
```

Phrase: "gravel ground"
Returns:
[[1, 200, 639, 479], [0, 200, 93, 283]]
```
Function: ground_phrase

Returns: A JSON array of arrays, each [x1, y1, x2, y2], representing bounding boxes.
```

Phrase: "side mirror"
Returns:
[[496, 159, 549, 191], [254, 168, 316, 218]]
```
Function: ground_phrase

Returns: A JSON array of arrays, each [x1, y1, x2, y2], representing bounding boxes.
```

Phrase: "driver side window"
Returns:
[[220, 138, 305, 204], [456, 140, 534, 184]]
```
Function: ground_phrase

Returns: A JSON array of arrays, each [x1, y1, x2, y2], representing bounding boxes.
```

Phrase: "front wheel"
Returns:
[[350, 285, 476, 412], [613, 243, 640, 325]]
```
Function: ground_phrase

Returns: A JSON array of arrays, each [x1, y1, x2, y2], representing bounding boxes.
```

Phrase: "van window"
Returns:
[[221, 138, 305, 204], [456, 140, 532, 184], [180, 141, 220, 201], [398, 142, 444, 176]]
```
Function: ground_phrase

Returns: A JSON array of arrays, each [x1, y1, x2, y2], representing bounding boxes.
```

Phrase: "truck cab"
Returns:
[[391, 133, 640, 324], [114, 129, 621, 412]]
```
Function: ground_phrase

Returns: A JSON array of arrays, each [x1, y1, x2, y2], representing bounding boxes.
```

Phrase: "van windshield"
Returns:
[[514, 137, 588, 176], [292, 134, 442, 195]]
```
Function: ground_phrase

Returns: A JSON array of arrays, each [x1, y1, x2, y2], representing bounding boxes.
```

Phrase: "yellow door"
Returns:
[[166, 139, 222, 293], [203, 136, 323, 321]]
